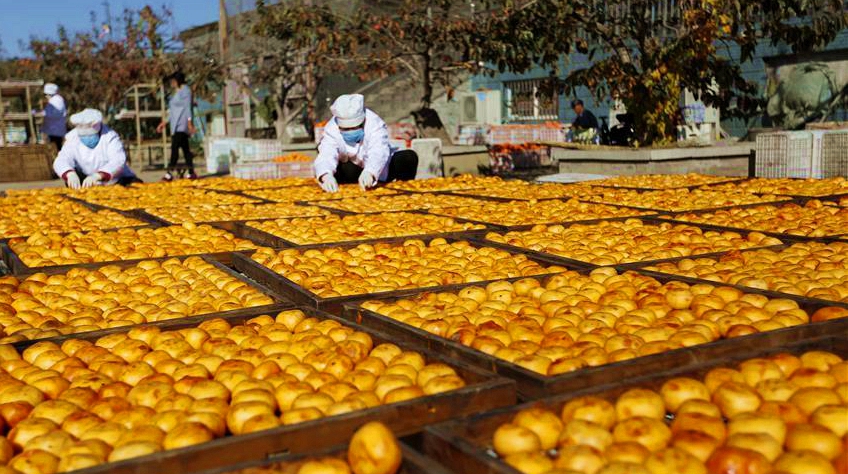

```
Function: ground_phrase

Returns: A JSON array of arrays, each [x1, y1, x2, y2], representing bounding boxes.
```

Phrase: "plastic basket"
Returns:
[[820, 130, 848, 178], [487, 124, 566, 145], [755, 131, 818, 178], [231, 161, 314, 180]]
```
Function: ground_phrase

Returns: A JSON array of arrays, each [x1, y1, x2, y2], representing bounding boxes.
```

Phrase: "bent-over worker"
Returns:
[[314, 94, 418, 193], [53, 109, 140, 189]]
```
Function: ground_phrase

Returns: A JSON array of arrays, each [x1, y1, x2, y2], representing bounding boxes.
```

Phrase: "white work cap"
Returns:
[[44, 83, 59, 95], [331, 94, 366, 128], [70, 108, 103, 136]]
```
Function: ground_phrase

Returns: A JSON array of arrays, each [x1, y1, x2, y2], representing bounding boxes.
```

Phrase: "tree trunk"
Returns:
[[421, 51, 433, 108], [304, 67, 321, 141], [412, 107, 452, 144], [275, 119, 291, 143], [274, 100, 289, 144]]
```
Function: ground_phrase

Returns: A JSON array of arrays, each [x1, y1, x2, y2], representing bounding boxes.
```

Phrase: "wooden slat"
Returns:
[[198, 443, 454, 474]]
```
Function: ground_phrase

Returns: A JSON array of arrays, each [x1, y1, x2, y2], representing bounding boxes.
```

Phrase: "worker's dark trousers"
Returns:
[[48, 135, 64, 152], [168, 132, 194, 172], [335, 150, 419, 184]]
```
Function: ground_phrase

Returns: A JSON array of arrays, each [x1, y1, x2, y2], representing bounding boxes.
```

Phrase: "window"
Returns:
[[505, 79, 559, 121]]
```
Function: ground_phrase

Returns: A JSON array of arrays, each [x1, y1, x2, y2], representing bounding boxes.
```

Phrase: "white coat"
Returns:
[[313, 109, 397, 182], [53, 125, 136, 185]]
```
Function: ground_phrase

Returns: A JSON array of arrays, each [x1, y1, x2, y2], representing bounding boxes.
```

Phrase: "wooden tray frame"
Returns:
[[4, 256, 291, 349], [129, 203, 333, 227], [343, 269, 848, 400], [422, 335, 848, 474], [202, 442, 454, 474], [474, 215, 792, 270], [231, 211, 493, 249], [648, 202, 848, 242], [0, 215, 272, 276], [425, 204, 657, 230], [51, 306, 514, 474], [587, 176, 747, 191], [0, 240, 254, 276], [232, 237, 575, 315]]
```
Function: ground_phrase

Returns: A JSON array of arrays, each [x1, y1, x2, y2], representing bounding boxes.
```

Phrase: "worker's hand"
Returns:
[[82, 173, 104, 188], [156, 122, 166, 134], [65, 172, 81, 190], [187, 121, 197, 136], [358, 170, 376, 191], [319, 174, 339, 193]]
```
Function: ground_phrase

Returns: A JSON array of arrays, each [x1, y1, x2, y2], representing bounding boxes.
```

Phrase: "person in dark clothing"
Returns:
[[571, 99, 599, 130], [36, 83, 67, 152], [157, 72, 197, 181]]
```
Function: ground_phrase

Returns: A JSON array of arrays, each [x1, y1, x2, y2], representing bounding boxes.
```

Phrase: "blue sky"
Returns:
[[0, 1, 220, 57]]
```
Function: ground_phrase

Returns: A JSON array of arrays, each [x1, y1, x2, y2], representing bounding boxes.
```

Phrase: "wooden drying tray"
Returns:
[[344, 268, 848, 400], [43, 306, 514, 474], [473, 215, 792, 271], [0, 238, 258, 276], [232, 236, 576, 315], [648, 201, 848, 243], [228, 213, 493, 250], [422, 334, 848, 474], [6, 256, 292, 350]]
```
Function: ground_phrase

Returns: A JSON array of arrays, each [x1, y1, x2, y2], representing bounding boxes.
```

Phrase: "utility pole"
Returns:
[[102, 1, 112, 38]]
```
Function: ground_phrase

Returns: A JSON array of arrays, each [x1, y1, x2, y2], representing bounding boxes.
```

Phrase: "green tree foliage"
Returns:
[[496, 0, 847, 144]]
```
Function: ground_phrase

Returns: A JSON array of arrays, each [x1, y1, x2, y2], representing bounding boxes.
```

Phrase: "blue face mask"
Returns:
[[80, 134, 100, 149], [341, 129, 364, 145]]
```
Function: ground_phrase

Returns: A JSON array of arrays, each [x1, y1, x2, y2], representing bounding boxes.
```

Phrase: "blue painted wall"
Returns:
[[472, 29, 848, 137]]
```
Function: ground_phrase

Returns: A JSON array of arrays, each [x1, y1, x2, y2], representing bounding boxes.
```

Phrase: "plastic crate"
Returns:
[[487, 124, 566, 145], [231, 161, 314, 180], [820, 129, 848, 178], [533, 127, 566, 142], [755, 131, 818, 178], [252, 139, 285, 161]]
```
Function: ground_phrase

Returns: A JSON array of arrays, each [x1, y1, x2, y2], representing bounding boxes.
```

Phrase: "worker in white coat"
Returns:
[[314, 94, 418, 192], [34, 83, 67, 152], [53, 109, 140, 189]]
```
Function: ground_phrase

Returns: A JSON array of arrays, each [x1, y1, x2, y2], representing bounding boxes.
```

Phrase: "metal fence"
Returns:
[[504, 79, 560, 121]]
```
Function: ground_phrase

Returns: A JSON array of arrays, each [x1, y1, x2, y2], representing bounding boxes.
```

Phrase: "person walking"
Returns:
[[157, 72, 196, 181], [36, 83, 67, 152]]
